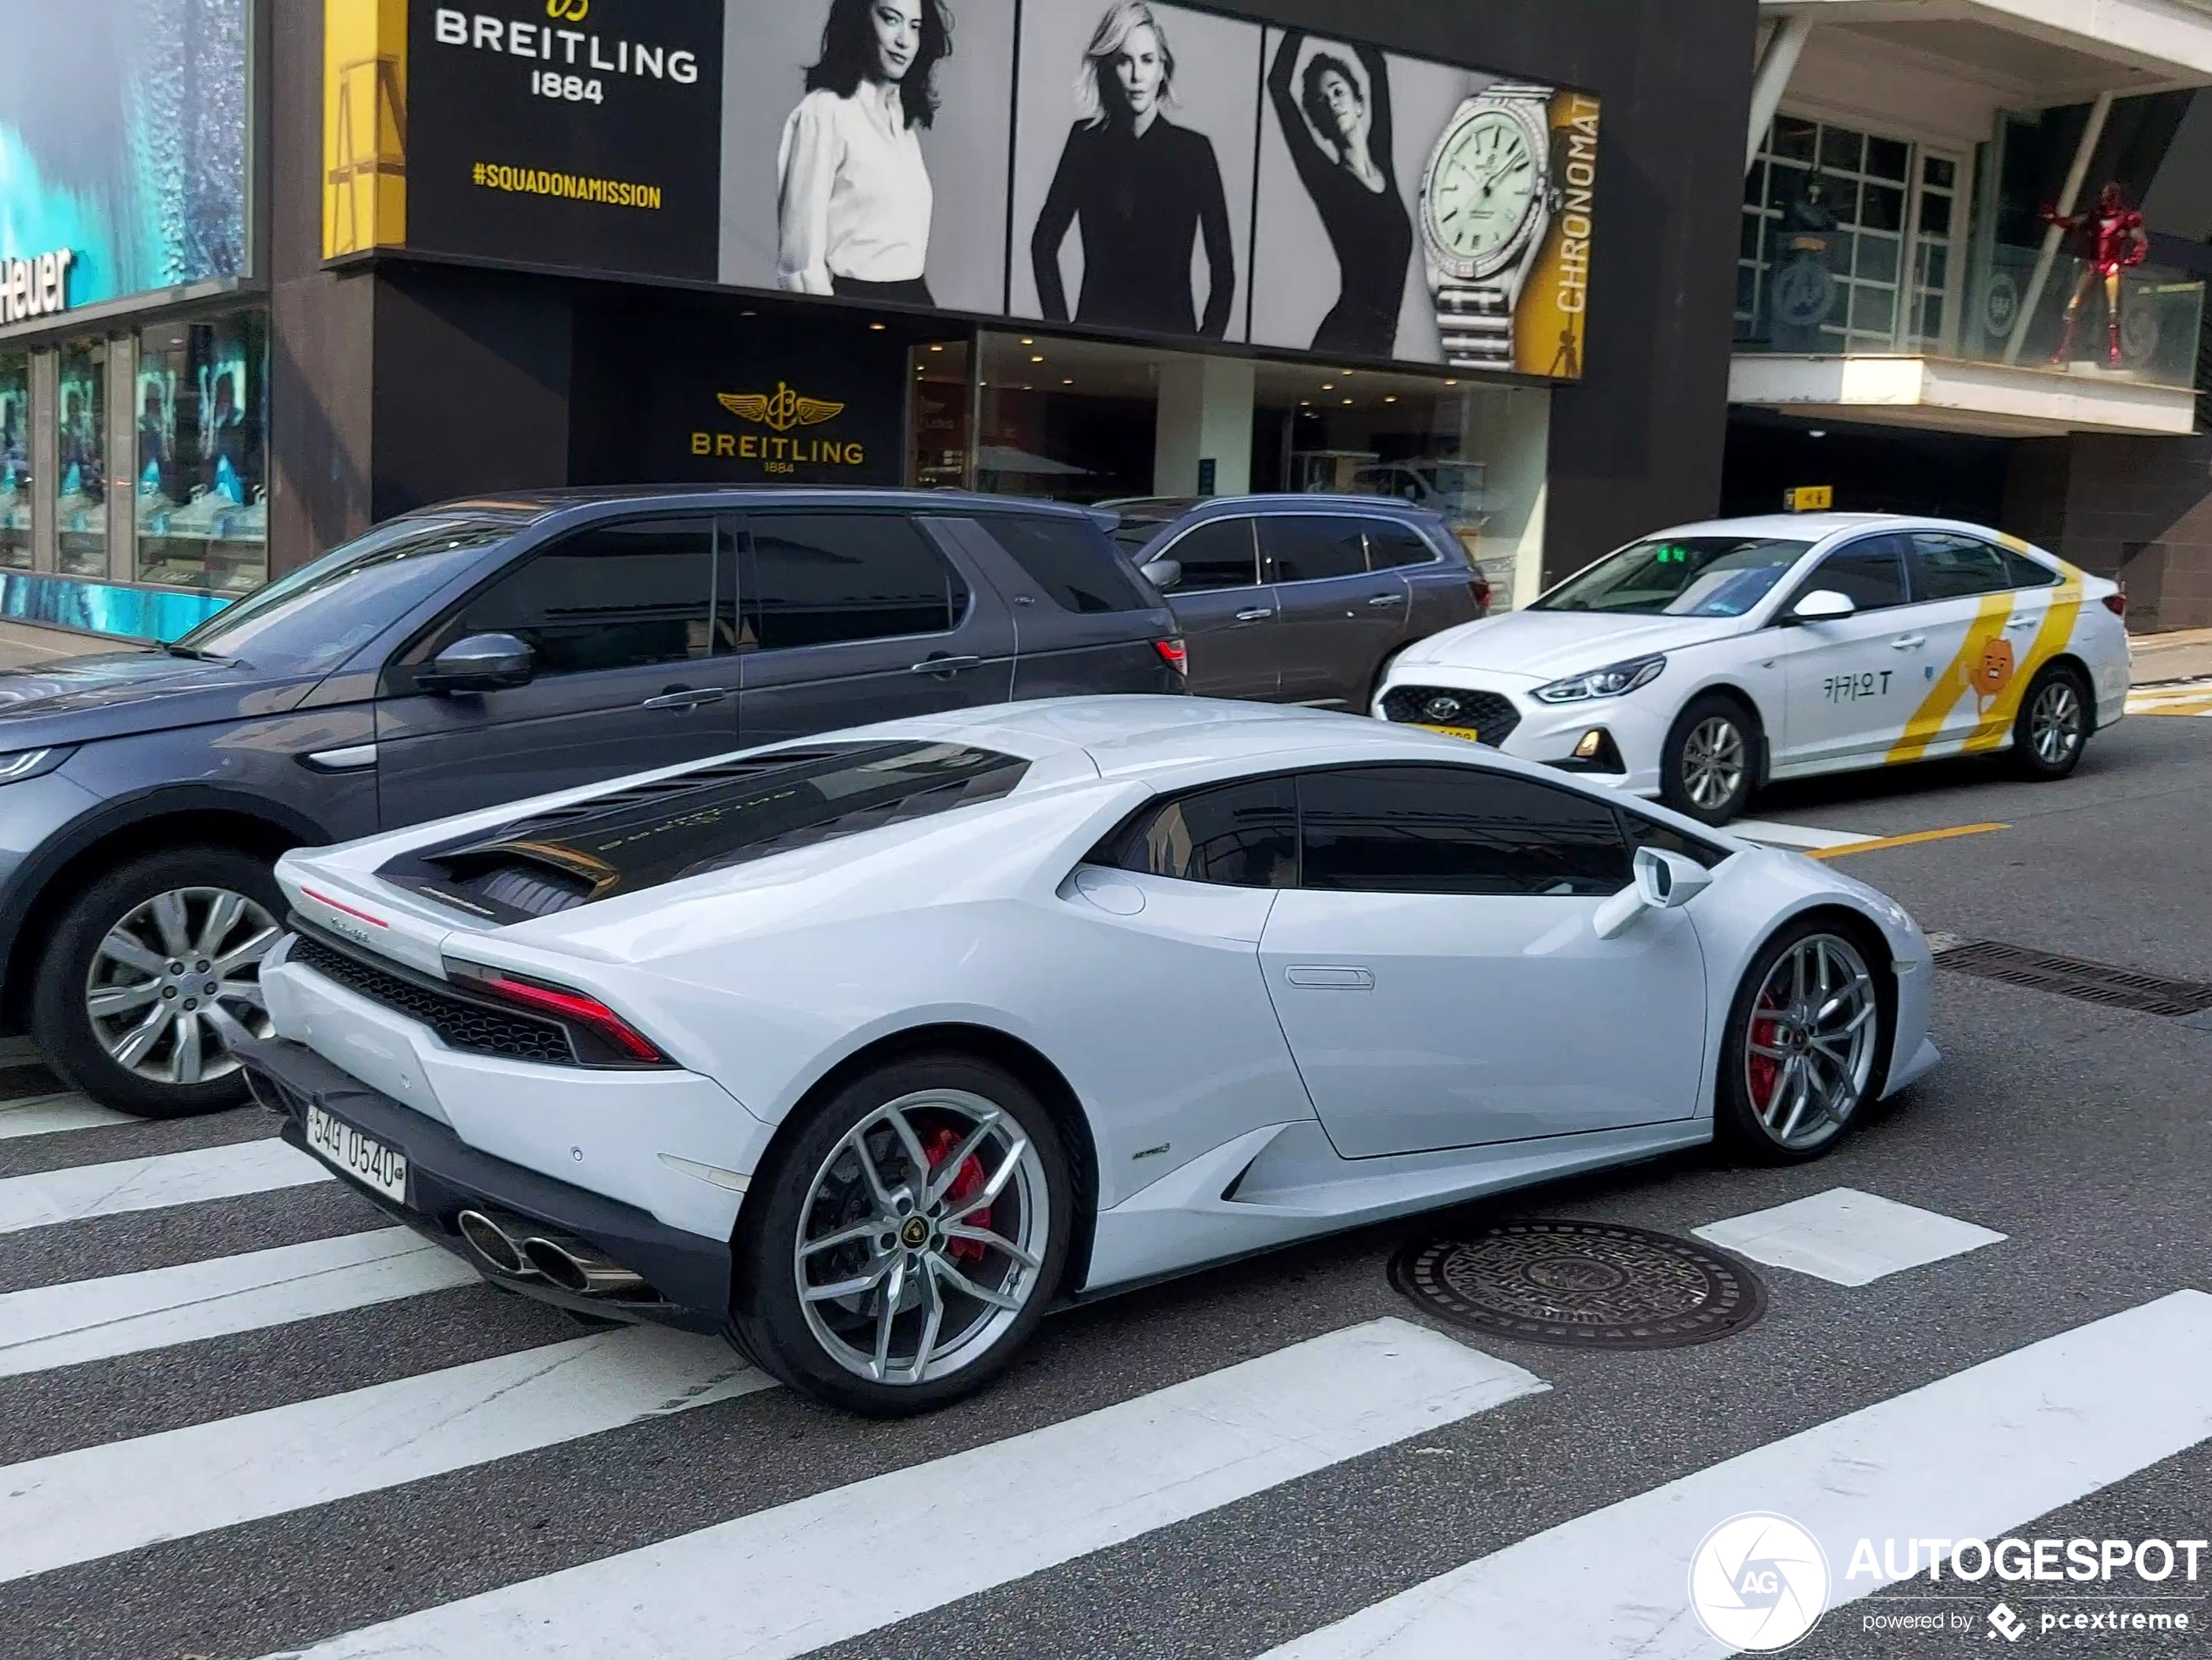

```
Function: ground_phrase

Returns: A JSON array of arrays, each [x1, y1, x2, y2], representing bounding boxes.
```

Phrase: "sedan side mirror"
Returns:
[[418, 632, 535, 694], [1593, 847, 1714, 939], [1139, 557, 1183, 591], [1785, 589, 1857, 624]]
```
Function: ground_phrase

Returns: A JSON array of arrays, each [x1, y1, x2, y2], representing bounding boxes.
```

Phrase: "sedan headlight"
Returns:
[[1532, 655, 1667, 704], [0, 747, 73, 786]]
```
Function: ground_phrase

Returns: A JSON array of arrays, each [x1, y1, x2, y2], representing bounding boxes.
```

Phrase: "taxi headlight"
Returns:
[[1532, 655, 1667, 704]]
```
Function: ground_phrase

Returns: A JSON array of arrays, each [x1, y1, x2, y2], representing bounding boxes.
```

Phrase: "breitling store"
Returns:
[[223, 0, 1743, 642]]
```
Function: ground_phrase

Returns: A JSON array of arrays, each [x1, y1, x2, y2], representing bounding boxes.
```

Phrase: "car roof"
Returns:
[[401, 487, 1113, 525]]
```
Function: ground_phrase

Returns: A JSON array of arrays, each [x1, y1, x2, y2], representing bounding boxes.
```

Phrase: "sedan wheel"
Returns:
[[86, 886, 280, 1086], [2013, 664, 2091, 780], [1719, 924, 1887, 1162], [734, 1054, 1070, 1414], [1662, 693, 1757, 825], [795, 1090, 1049, 1387]]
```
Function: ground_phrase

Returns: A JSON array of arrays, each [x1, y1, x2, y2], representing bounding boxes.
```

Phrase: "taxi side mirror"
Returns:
[[1784, 589, 1857, 625]]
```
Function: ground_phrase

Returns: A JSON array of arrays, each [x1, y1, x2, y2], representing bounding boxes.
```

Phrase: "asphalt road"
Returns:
[[1, 706, 2209, 1659]]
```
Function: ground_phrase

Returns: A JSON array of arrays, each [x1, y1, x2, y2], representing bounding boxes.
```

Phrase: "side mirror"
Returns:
[[1593, 847, 1714, 939], [418, 632, 535, 694], [1140, 557, 1183, 591], [1785, 589, 1857, 624]]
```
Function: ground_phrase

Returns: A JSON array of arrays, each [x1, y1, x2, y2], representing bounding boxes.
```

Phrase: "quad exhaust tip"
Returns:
[[455, 1207, 649, 1298]]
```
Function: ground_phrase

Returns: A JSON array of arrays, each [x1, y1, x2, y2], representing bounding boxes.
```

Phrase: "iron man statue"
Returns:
[[2043, 183, 2148, 369]]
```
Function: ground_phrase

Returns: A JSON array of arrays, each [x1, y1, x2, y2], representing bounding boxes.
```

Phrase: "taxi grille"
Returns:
[[285, 930, 577, 1067], [1381, 685, 1521, 746]]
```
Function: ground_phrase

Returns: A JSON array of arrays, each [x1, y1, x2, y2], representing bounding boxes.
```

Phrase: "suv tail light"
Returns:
[[2103, 592, 2128, 617], [1154, 637, 1189, 677], [443, 960, 671, 1067], [1469, 572, 1493, 616]]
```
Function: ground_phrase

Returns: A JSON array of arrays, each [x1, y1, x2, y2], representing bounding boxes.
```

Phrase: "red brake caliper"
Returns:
[[1748, 989, 1784, 1113], [922, 1126, 988, 1263]]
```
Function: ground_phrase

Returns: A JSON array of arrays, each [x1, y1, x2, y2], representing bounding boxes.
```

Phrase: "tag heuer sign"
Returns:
[[0, 251, 78, 327]]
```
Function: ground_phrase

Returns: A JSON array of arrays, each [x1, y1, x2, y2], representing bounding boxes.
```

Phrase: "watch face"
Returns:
[[1427, 110, 1539, 267]]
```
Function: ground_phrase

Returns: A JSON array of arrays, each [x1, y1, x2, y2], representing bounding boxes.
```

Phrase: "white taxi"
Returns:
[[1372, 514, 2130, 823]]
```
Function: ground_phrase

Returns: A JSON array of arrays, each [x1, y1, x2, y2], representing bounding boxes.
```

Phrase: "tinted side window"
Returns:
[[2001, 547, 2060, 588], [431, 517, 717, 678], [743, 514, 969, 651], [1298, 766, 1632, 897], [1366, 521, 1442, 569], [1263, 516, 1370, 584], [1163, 517, 1260, 590], [1105, 778, 1298, 888], [1805, 536, 1909, 611], [1621, 812, 1730, 871], [977, 515, 1151, 613], [1910, 532, 2013, 600]]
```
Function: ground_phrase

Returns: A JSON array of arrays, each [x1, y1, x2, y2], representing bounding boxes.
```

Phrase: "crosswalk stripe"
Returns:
[[1695, 1188, 2007, 1286], [0, 1227, 480, 1378], [264, 1318, 1545, 1660], [1260, 1289, 2212, 1658], [0, 1093, 134, 1140], [0, 1137, 328, 1234], [0, 1324, 766, 1583]]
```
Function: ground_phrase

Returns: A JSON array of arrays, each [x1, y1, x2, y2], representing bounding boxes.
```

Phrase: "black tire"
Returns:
[[32, 845, 286, 1119], [731, 1051, 1072, 1416], [1716, 914, 1893, 1165], [1660, 692, 1758, 826], [2010, 661, 2093, 781]]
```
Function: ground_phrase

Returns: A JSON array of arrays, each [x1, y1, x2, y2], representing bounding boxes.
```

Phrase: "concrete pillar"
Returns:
[[1153, 354, 1254, 497], [1745, 17, 1813, 174]]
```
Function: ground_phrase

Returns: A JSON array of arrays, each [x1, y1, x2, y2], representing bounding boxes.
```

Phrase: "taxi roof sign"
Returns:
[[1785, 485, 1834, 512]]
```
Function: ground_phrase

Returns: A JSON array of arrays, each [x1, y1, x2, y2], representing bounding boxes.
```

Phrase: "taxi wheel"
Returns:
[[1661, 694, 1757, 826], [2011, 664, 2091, 781]]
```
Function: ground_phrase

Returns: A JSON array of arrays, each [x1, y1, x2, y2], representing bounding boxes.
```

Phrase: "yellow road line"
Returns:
[[1804, 822, 2010, 860]]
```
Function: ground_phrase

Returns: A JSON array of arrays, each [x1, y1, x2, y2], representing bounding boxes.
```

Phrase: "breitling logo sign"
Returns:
[[692, 383, 865, 472]]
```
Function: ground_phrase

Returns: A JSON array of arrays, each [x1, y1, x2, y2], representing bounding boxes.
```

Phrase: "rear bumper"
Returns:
[[237, 1036, 734, 1336]]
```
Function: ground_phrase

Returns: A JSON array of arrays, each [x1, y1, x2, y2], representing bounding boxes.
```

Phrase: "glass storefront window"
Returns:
[[135, 310, 268, 593], [907, 339, 972, 489], [56, 341, 107, 578], [0, 354, 28, 570]]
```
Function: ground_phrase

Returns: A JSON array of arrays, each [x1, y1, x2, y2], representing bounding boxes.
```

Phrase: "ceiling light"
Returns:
[[1321, 382, 1335, 391], [1809, 428, 1828, 438], [1342, 397, 1354, 405], [1030, 354, 1044, 363], [929, 344, 945, 353], [1385, 395, 1398, 404], [1062, 378, 1073, 385], [1445, 379, 1459, 387], [869, 322, 887, 331], [1021, 338, 1034, 346]]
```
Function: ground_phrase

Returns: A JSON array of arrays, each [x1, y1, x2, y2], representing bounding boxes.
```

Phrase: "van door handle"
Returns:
[[911, 654, 983, 677], [1366, 593, 1405, 608], [1889, 635, 1926, 650], [1284, 965, 1375, 990], [641, 686, 729, 711], [1235, 608, 1275, 623]]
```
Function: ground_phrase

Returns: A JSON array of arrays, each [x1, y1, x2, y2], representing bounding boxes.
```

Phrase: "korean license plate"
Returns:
[[305, 1103, 409, 1205], [1413, 722, 1482, 744]]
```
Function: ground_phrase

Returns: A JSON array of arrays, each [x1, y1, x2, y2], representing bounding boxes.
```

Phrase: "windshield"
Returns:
[[172, 516, 523, 675], [1534, 536, 1813, 617]]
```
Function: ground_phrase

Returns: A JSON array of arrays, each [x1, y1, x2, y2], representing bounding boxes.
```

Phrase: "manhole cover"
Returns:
[[1390, 1220, 1765, 1351]]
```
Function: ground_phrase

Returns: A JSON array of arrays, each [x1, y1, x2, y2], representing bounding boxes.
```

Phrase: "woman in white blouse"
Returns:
[[778, 0, 951, 305]]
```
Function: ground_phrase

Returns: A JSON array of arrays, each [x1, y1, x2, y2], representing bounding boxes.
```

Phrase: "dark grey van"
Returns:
[[1108, 495, 1487, 710], [0, 489, 1181, 1117]]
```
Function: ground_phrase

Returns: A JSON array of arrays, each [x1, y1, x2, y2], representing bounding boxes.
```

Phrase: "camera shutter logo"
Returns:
[[718, 384, 846, 434], [1688, 1512, 1831, 1651]]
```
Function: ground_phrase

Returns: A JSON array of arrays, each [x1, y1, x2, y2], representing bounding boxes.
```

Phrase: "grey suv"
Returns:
[[0, 489, 1181, 1117], [1108, 495, 1487, 709]]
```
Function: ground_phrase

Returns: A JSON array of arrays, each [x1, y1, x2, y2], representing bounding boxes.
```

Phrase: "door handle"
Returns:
[[911, 654, 983, 676], [1366, 593, 1405, 608], [1234, 608, 1275, 623], [1284, 965, 1375, 990], [641, 687, 729, 711], [2005, 617, 2038, 631], [1889, 635, 1926, 650]]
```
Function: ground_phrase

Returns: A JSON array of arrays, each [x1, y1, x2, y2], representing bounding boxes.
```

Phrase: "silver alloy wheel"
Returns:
[[2029, 677, 2085, 766], [1743, 933, 1878, 1152], [1682, 715, 1748, 812], [793, 1089, 1049, 1387], [84, 887, 280, 1084]]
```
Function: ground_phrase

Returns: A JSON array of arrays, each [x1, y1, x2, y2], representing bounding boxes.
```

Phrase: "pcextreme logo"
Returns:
[[1689, 1512, 1831, 1652], [692, 384, 865, 471]]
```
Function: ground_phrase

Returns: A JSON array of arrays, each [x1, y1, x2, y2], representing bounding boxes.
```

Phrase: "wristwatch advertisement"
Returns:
[[1420, 83, 1571, 373]]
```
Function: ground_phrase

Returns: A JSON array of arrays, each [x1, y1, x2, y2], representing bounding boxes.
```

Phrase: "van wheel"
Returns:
[[1661, 694, 1757, 825], [32, 847, 286, 1118]]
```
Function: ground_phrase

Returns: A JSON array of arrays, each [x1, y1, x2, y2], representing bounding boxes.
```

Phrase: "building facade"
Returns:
[[0, 1, 1755, 644], [1727, 0, 2212, 632]]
